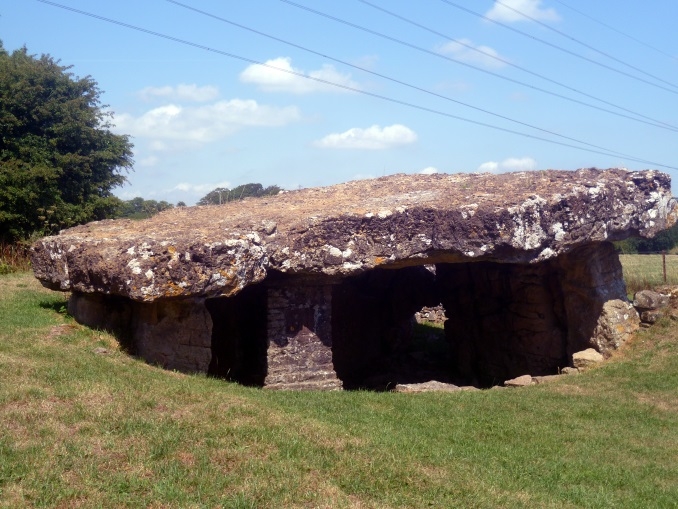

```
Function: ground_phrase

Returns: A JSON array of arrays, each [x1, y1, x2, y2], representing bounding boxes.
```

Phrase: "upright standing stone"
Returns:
[[265, 281, 340, 390]]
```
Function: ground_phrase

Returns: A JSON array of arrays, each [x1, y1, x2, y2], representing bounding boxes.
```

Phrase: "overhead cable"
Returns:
[[438, 0, 678, 96], [358, 0, 678, 132], [281, 0, 677, 132], [32, 0, 678, 171], [492, 0, 678, 91], [165, 0, 670, 160], [552, 0, 678, 63]]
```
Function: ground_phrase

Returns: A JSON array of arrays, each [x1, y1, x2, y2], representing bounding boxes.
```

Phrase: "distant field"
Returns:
[[619, 253, 678, 294], [1, 272, 677, 508]]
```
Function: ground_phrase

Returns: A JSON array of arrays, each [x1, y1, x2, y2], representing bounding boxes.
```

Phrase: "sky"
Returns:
[[1, 0, 677, 205]]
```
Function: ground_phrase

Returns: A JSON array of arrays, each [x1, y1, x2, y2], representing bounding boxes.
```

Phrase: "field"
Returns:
[[620, 253, 678, 294], [1, 259, 678, 508]]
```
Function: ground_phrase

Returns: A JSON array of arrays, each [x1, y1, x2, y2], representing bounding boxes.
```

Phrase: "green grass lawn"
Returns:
[[620, 253, 678, 294], [1, 270, 677, 508]]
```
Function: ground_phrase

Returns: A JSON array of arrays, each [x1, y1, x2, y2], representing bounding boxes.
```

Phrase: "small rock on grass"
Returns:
[[504, 374, 533, 387], [572, 348, 604, 370], [640, 310, 662, 324], [394, 380, 461, 393], [633, 290, 669, 310]]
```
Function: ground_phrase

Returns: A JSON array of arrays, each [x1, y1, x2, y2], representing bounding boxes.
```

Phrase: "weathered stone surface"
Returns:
[[560, 367, 579, 375], [30, 168, 677, 389], [572, 348, 604, 370], [69, 292, 212, 373], [415, 304, 447, 324], [32, 169, 676, 301], [639, 310, 663, 324], [633, 290, 669, 310], [394, 380, 461, 393], [591, 299, 640, 357], [504, 375, 534, 387], [264, 282, 341, 390], [653, 285, 678, 300]]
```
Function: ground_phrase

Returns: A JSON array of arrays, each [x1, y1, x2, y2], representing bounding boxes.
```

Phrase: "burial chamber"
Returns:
[[32, 168, 677, 389]]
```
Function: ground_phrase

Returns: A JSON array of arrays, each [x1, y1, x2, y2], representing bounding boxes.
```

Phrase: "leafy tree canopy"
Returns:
[[614, 221, 678, 254], [115, 197, 174, 220], [0, 42, 133, 242], [197, 183, 282, 206]]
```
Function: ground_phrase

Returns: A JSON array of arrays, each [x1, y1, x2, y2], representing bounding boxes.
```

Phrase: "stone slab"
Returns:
[[31, 169, 677, 302]]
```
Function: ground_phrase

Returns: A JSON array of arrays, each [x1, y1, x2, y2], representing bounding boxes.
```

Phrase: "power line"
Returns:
[[438, 0, 678, 96], [357, 0, 678, 132], [165, 0, 667, 160], [492, 0, 678, 91], [32, 0, 678, 171], [552, 0, 678, 63], [280, 0, 677, 133]]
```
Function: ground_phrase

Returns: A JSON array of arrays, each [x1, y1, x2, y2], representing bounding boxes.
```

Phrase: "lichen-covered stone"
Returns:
[[572, 348, 605, 370], [504, 375, 534, 387], [30, 168, 677, 389], [31, 168, 676, 302], [639, 310, 662, 324], [633, 290, 669, 310], [394, 381, 461, 393], [591, 299, 640, 357]]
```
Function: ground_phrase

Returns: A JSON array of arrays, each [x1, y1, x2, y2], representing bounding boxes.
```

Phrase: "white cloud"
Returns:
[[169, 181, 231, 195], [138, 84, 219, 102], [502, 157, 538, 171], [420, 167, 439, 174], [486, 0, 560, 23], [239, 57, 359, 94], [477, 157, 537, 173], [437, 39, 507, 69], [477, 161, 500, 173], [114, 99, 300, 147], [314, 124, 418, 150]]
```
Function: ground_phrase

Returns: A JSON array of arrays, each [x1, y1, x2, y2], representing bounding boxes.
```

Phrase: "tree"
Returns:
[[197, 183, 282, 206], [614, 221, 678, 254], [197, 187, 230, 206], [116, 198, 174, 220], [0, 42, 133, 242]]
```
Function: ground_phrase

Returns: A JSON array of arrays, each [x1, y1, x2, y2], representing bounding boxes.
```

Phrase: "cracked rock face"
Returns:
[[31, 168, 676, 301]]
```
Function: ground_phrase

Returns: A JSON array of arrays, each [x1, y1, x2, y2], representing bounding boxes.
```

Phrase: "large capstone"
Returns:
[[32, 168, 677, 389]]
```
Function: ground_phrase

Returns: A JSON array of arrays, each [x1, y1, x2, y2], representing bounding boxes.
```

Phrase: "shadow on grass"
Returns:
[[39, 299, 69, 315], [38, 297, 136, 354]]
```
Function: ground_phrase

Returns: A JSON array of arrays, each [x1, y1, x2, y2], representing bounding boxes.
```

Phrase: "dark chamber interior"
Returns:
[[205, 285, 268, 386], [206, 257, 574, 390]]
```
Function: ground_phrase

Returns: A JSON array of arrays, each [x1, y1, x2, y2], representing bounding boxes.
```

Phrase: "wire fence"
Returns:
[[619, 253, 678, 294]]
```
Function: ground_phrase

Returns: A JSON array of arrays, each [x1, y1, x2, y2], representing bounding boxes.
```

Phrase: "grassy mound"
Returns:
[[1, 272, 677, 508]]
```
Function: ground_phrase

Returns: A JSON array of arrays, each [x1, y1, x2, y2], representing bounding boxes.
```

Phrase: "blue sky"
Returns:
[[2, 0, 677, 204]]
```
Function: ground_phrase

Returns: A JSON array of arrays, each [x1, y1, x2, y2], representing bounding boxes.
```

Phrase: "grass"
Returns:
[[0, 242, 31, 275], [1, 272, 677, 507], [620, 253, 678, 295]]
